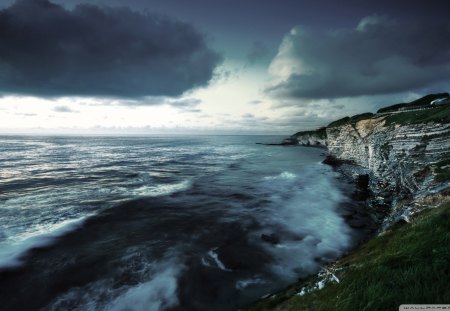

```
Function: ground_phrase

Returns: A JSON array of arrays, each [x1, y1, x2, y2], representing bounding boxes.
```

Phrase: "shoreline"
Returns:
[[244, 142, 448, 309], [245, 98, 450, 309], [241, 145, 381, 308]]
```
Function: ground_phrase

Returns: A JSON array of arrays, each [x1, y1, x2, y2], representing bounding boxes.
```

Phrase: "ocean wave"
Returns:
[[0, 136, 356, 309], [46, 254, 184, 311], [108, 264, 181, 311], [0, 217, 86, 269], [263, 171, 297, 180], [235, 276, 265, 290], [258, 169, 352, 280], [132, 179, 191, 197]]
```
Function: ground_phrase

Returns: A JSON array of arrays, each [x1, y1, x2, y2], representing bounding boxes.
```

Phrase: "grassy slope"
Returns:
[[377, 93, 450, 113], [291, 99, 450, 139], [384, 105, 450, 126], [327, 113, 374, 128], [246, 203, 450, 311], [293, 127, 327, 139]]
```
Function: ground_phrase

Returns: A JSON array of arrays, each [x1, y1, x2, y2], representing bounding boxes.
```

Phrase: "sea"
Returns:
[[0, 135, 370, 310]]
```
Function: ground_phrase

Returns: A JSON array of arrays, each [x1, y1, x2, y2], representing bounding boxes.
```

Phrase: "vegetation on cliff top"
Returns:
[[383, 105, 450, 126], [291, 94, 450, 140], [327, 112, 374, 128], [377, 93, 450, 113], [293, 127, 327, 139], [246, 203, 450, 311]]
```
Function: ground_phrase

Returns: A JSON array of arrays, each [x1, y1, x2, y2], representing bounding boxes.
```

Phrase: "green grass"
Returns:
[[383, 105, 450, 126], [327, 113, 374, 128], [328, 117, 351, 128], [377, 93, 449, 113], [246, 203, 450, 311]]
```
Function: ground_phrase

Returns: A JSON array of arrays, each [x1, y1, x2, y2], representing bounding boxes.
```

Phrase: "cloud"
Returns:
[[167, 98, 202, 108], [15, 112, 36, 116], [0, 0, 221, 98], [53, 105, 77, 112], [267, 15, 450, 99], [167, 98, 203, 113], [241, 113, 255, 118], [248, 100, 263, 105], [246, 41, 270, 65]]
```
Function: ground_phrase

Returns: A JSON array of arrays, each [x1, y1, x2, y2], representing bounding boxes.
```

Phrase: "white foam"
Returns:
[[132, 179, 191, 197], [200, 257, 212, 267], [259, 168, 352, 280], [108, 265, 181, 311], [201, 248, 232, 272], [235, 277, 265, 290], [47, 255, 183, 311], [0, 217, 86, 269], [317, 280, 325, 290], [264, 171, 297, 180]]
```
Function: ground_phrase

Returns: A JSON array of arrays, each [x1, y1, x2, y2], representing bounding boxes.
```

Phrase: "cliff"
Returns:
[[245, 94, 450, 310], [291, 127, 327, 147], [294, 95, 450, 230]]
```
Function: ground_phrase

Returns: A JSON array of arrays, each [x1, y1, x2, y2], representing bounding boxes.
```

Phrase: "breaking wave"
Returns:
[[0, 136, 368, 310]]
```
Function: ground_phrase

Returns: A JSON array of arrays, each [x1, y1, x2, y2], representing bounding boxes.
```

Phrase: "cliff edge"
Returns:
[[294, 93, 450, 230], [246, 93, 450, 310]]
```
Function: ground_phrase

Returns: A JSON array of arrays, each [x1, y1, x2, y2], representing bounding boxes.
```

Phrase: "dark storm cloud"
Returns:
[[0, 0, 221, 98], [267, 15, 450, 99]]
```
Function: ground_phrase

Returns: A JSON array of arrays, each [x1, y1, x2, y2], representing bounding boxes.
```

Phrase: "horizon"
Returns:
[[0, 0, 449, 134]]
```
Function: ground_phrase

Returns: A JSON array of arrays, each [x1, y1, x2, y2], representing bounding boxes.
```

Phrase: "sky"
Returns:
[[0, 0, 449, 135]]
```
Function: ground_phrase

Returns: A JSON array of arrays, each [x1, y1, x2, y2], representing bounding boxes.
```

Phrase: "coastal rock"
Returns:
[[328, 119, 450, 229], [292, 127, 327, 147], [294, 104, 450, 231]]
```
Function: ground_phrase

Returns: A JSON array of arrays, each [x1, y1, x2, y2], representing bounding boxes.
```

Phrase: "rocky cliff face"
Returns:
[[292, 128, 327, 147], [294, 109, 450, 230], [294, 133, 327, 147], [326, 117, 450, 229]]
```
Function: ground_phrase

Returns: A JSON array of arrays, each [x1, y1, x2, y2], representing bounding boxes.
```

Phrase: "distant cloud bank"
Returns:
[[267, 15, 450, 99], [0, 0, 221, 98]]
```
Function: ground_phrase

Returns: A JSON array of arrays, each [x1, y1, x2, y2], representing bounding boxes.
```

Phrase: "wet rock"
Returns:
[[356, 174, 369, 190], [322, 155, 342, 167], [293, 107, 450, 232], [351, 190, 370, 201], [260, 233, 280, 245], [281, 137, 298, 145], [347, 217, 371, 229]]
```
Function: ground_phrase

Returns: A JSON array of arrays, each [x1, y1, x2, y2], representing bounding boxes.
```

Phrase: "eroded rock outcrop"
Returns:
[[327, 117, 450, 229], [291, 127, 327, 147], [292, 99, 450, 230]]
